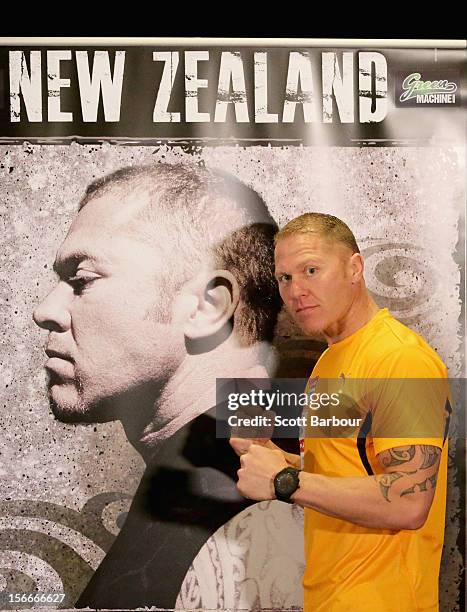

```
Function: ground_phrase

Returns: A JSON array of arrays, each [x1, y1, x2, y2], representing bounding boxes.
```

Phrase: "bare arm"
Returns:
[[291, 444, 441, 530], [234, 442, 441, 531]]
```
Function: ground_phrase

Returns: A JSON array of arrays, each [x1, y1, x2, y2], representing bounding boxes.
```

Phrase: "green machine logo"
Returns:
[[399, 72, 458, 105]]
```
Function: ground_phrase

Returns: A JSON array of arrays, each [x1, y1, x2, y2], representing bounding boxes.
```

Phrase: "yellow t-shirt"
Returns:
[[303, 308, 449, 612]]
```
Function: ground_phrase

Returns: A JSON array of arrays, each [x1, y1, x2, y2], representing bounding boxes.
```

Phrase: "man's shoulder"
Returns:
[[360, 310, 448, 378]]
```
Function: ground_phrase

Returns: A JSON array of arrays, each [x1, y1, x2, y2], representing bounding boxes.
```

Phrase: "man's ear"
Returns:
[[349, 252, 364, 283], [172, 270, 240, 340]]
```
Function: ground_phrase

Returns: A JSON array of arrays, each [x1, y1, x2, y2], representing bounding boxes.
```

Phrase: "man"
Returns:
[[231, 212, 449, 612], [33, 163, 304, 610]]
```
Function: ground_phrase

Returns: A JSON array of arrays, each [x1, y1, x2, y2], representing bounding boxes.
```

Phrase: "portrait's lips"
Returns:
[[44, 348, 75, 380], [45, 347, 73, 361]]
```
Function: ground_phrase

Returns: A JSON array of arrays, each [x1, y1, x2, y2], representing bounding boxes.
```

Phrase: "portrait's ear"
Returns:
[[172, 270, 240, 340]]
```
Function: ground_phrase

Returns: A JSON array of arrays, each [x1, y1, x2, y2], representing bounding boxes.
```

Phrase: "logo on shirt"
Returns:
[[307, 375, 319, 393]]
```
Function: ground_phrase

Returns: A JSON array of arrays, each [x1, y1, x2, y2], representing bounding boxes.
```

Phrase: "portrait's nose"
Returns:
[[33, 283, 72, 332]]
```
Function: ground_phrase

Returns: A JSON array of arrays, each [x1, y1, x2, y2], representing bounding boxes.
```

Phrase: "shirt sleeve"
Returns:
[[367, 345, 450, 457]]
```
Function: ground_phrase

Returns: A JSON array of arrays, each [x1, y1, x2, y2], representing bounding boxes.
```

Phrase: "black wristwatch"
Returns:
[[273, 467, 301, 503]]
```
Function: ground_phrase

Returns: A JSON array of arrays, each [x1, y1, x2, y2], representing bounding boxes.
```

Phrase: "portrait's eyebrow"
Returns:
[[53, 250, 102, 277]]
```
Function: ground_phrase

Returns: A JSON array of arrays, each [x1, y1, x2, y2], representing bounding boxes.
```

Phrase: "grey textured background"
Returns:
[[0, 143, 464, 610]]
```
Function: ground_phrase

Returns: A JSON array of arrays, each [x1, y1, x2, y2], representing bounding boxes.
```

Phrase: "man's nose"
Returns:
[[289, 277, 309, 299], [33, 283, 72, 332]]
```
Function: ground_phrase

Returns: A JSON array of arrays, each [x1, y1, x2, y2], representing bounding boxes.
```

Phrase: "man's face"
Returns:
[[33, 190, 185, 422], [274, 233, 355, 337]]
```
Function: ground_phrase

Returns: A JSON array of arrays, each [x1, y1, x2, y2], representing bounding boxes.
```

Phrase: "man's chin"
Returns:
[[48, 385, 115, 424], [288, 310, 326, 341], [299, 322, 327, 342]]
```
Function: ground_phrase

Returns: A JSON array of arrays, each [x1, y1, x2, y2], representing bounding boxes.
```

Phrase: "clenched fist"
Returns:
[[230, 440, 288, 501]]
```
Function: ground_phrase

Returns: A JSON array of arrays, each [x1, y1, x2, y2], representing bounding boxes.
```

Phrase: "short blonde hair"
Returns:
[[275, 212, 360, 254]]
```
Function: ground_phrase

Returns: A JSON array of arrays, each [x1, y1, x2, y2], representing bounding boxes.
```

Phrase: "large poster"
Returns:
[[0, 38, 465, 611]]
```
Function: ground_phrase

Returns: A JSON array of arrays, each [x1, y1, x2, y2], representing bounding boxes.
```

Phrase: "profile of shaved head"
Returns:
[[80, 163, 281, 345], [34, 161, 281, 427]]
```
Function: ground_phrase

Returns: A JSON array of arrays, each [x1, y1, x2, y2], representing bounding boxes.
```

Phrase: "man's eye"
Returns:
[[306, 267, 316, 275], [67, 275, 97, 294], [277, 274, 291, 283]]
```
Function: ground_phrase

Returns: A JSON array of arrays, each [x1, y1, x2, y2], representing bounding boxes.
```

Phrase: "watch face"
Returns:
[[276, 470, 297, 495]]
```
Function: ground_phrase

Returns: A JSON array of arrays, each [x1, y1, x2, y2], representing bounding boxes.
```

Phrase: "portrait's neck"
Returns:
[[324, 286, 380, 346], [124, 338, 274, 461]]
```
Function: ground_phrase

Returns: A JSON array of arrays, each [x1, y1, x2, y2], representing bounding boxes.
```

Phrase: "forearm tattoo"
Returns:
[[376, 445, 441, 503]]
